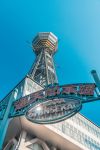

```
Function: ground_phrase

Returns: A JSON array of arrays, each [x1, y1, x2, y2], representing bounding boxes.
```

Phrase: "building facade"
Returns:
[[1, 32, 100, 150]]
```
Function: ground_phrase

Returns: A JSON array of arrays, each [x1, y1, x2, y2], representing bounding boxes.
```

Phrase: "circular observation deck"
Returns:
[[32, 32, 58, 55]]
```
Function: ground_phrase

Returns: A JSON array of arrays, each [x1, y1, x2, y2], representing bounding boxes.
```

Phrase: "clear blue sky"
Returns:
[[0, 0, 100, 126]]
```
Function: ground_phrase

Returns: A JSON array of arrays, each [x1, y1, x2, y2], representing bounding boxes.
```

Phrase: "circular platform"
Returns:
[[32, 32, 58, 55]]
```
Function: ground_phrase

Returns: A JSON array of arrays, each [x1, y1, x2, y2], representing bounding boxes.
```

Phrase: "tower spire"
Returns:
[[28, 32, 58, 87]]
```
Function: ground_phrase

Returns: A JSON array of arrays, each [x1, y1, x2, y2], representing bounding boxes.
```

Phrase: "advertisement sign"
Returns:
[[26, 97, 82, 124], [13, 83, 95, 111], [5, 82, 100, 124]]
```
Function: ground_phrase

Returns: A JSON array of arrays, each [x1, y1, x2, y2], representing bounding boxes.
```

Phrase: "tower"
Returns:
[[29, 32, 58, 86]]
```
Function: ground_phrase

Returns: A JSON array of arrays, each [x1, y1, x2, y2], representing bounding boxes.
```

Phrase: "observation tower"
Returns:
[[29, 32, 58, 86]]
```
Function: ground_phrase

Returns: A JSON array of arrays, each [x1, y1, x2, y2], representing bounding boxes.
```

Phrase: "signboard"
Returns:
[[13, 83, 96, 111], [1, 82, 100, 124], [0, 83, 100, 124], [26, 97, 82, 124]]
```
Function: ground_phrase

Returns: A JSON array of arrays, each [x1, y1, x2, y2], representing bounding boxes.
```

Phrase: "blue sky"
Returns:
[[0, 0, 100, 125]]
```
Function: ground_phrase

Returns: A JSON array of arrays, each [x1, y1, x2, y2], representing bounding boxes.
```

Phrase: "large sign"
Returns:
[[13, 83, 95, 111], [7, 83, 99, 124], [26, 97, 82, 124]]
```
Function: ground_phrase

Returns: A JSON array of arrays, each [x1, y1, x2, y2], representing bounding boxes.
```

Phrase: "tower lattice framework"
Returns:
[[28, 32, 58, 86]]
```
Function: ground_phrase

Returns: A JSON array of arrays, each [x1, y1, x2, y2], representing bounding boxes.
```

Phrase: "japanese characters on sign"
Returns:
[[13, 83, 96, 111]]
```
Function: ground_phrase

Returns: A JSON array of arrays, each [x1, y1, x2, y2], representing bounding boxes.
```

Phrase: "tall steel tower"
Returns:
[[29, 32, 58, 86]]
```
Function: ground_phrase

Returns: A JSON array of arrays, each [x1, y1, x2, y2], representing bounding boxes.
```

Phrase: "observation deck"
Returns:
[[32, 32, 58, 55]]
